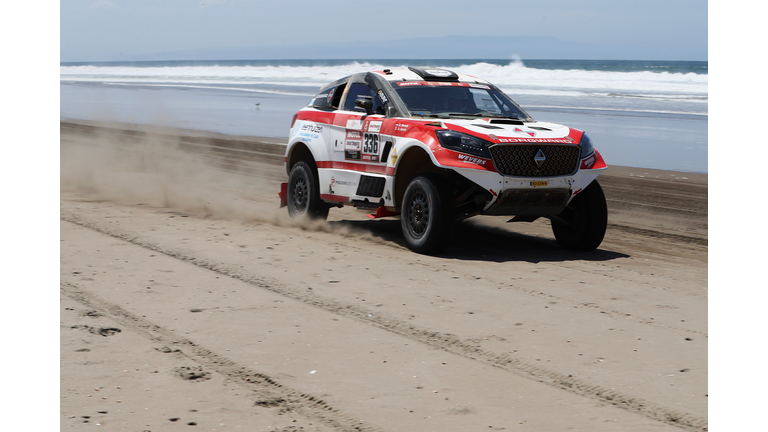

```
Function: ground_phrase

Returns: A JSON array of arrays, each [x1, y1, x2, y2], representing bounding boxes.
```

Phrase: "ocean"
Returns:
[[59, 59, 708, 173]]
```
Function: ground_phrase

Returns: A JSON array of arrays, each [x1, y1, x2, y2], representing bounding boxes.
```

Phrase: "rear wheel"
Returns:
[[551, 180, 607, 251], [287, 161, 329, 220], [400, 173, 454, 254]]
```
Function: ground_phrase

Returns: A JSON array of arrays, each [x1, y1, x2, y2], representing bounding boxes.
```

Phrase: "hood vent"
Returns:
[[489, 119, 524, 125], [471, 124, 505, 130]]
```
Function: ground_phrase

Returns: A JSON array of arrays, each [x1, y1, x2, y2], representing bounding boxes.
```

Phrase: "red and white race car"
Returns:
[[279, 67, 608, 254]]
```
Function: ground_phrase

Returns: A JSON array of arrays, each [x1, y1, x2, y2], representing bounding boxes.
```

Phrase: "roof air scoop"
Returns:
[[408, 67, 459, 81]]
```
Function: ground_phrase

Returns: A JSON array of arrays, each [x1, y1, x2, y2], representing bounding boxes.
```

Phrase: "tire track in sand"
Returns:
[[61, 211, 708, 432], [61, 282, 384, 432]]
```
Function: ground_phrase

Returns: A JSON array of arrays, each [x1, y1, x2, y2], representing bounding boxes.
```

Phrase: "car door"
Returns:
[[319, 79, 389, 201]]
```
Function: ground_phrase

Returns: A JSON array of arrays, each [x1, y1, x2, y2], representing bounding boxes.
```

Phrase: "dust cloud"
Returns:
[[60, 124, 383, 242]]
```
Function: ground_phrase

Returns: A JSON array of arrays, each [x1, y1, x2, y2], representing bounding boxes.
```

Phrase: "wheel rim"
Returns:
[[407, 191, 429, 237], [292, 176, 308, 212]]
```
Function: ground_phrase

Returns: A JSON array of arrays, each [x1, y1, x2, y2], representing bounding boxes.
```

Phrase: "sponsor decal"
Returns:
[[425, 69, 453, 77], [331, 176, 356, 187], [298, 131, 320, 141], [301, 124, 323, 134], [346, 119, 364, 130], [530, 180, 549, 187], [581, 154, 596, 169], [377, 90, 388, 104], [345, 130, 362, 147], [395, 81, 491, 88], [367, 120, 383, 133], [394, 123, 409, 133], [294, 123, 322, 141], [345, 130, 362, 160], [457, 154, 488, 166], [327, 88, 335, 104], [496, 137, 573, 144]]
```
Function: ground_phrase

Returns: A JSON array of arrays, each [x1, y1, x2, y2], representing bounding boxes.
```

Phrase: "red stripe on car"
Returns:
[[317, 161, 395, 175], [320, 194, 349, 203]]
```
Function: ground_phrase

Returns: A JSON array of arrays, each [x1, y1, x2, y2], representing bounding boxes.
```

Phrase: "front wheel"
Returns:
[[551, 180, 607, 251], [287, 161, 329, 220], [400, 173, 454, 254]]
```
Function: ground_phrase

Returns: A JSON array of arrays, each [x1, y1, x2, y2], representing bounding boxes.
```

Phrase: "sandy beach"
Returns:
[[60, 120, 707, 431]]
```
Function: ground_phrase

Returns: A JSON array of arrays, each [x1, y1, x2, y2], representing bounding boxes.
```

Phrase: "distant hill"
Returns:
[[133, 35, 705, 62]]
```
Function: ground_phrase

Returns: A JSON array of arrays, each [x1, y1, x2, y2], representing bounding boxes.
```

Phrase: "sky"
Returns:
[[60, 0, 708, 62]]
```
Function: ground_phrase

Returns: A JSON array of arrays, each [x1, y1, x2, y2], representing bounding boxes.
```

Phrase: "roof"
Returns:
[[372, 68, 490, 85]]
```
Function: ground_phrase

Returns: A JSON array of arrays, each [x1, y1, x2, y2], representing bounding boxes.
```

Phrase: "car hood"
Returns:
[[437, 118, 577, 143]]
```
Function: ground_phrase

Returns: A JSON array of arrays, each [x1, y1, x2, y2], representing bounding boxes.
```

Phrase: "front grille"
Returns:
[[490, 144, 580, 177]]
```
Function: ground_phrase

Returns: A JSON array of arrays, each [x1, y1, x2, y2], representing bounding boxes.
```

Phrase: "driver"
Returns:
[[444, 88, 477, 113]]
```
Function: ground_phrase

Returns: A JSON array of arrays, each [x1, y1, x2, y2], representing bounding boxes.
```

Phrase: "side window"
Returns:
[[343, 83, 383, 114], [312, 83, 346, 111]]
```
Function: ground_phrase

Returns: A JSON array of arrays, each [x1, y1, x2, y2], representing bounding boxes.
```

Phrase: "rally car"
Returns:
[[279, 67, 608, 254]]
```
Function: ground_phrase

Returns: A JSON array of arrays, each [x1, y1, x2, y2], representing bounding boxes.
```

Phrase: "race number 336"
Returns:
[[363, 133, 379, 153]]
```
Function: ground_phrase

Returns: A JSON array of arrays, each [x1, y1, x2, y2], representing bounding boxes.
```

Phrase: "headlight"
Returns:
[[435, 130, 493, 158], [579, 133, 595, 158]]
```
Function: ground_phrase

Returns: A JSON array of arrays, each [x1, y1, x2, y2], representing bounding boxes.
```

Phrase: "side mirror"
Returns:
[[354, 96, 373, 115]]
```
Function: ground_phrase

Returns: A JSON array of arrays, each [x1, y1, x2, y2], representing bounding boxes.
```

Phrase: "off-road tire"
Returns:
[[287, 161, 329, 220], [551, 180, 607, 251], [400, 173, 454, 254]]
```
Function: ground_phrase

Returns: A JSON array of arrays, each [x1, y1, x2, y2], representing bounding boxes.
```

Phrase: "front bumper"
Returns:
[[454, 163, 606, 217], [482, 187, 571, 216]]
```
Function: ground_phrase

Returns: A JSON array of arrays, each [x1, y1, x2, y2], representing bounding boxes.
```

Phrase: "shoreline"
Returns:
[[59, 118, 709, 179]]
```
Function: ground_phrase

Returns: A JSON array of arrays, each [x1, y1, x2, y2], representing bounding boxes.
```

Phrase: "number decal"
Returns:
[[363, 133, 379, 153], [362, 133, 380, 162]]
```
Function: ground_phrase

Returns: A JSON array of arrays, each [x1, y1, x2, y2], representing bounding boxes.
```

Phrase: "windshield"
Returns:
[[392, 82, 531, 120]]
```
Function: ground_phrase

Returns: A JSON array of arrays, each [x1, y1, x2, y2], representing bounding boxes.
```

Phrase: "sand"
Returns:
[[60, 120, 707, 431]]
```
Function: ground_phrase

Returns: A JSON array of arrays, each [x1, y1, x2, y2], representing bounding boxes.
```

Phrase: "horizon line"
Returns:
[[60, 58, 710, 65]]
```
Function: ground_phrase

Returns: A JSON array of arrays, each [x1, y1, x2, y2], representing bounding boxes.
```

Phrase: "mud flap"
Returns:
[[366, 206, 400, 219], [278, 182, 288, 208]]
